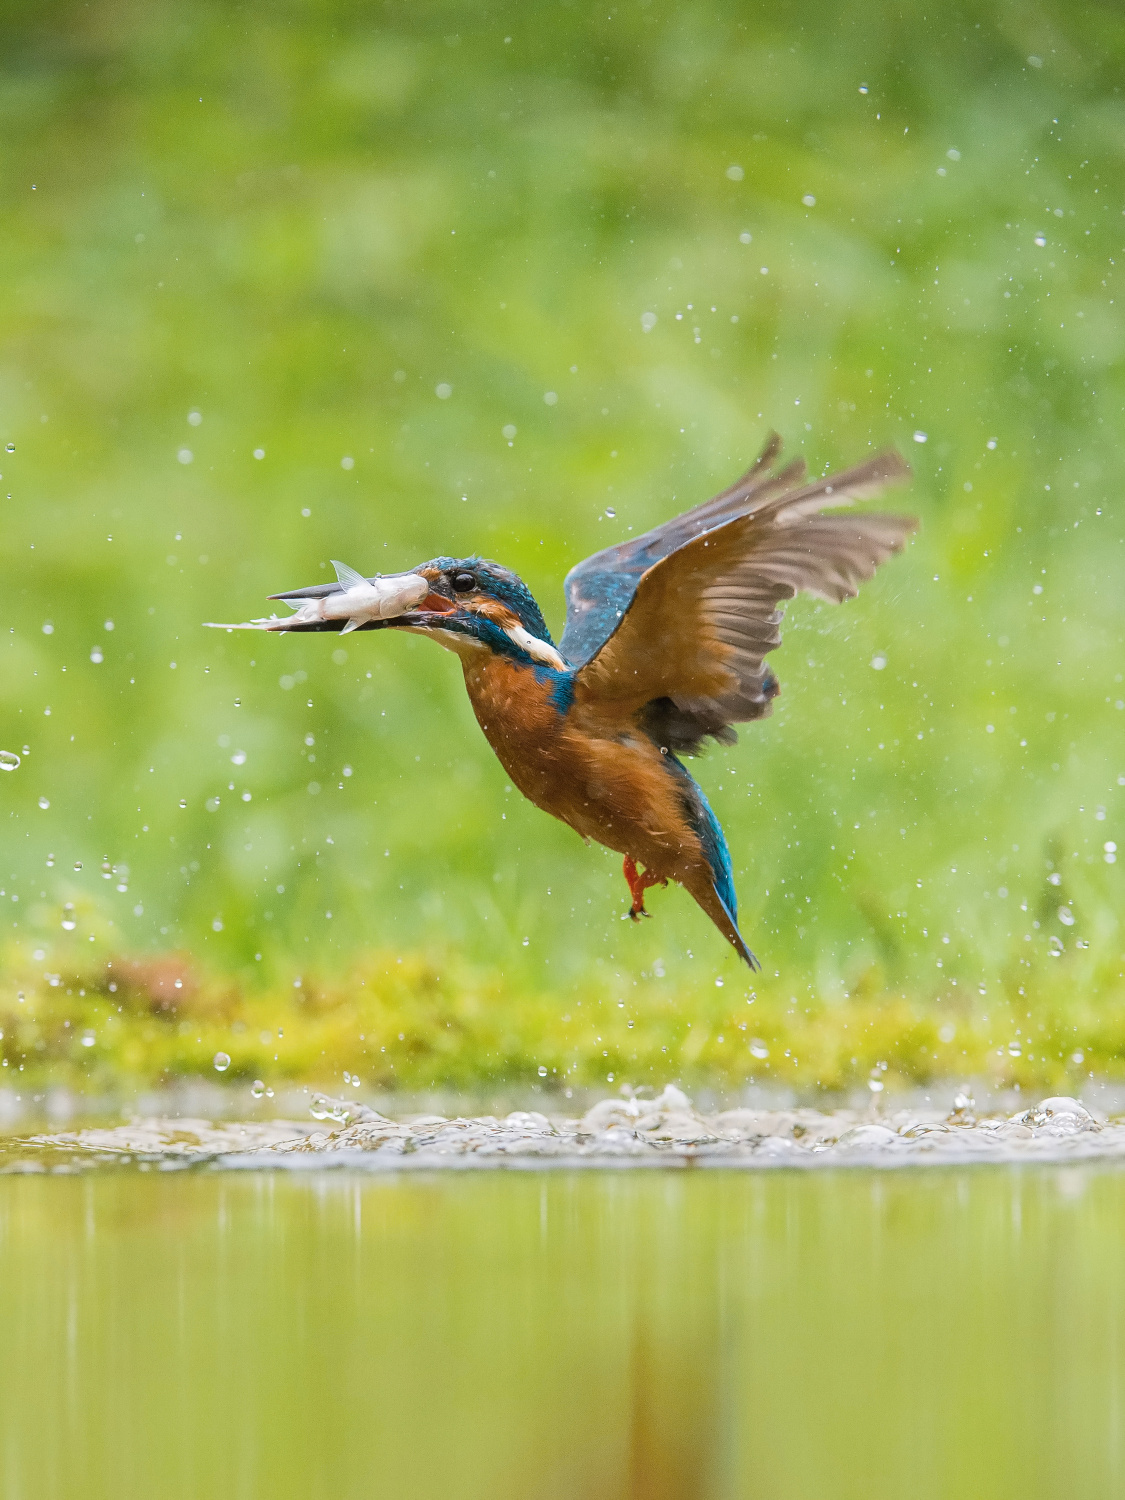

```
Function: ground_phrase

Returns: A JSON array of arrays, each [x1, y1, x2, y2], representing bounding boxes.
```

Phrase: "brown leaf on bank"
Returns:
[[106, 955, 198, 1014]]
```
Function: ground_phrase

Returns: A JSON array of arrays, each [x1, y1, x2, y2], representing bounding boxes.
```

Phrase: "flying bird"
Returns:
[[208, 434, 914, 967]]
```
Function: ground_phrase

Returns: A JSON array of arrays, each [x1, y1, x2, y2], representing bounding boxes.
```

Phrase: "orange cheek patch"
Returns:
[[472, 600, 518, 627]]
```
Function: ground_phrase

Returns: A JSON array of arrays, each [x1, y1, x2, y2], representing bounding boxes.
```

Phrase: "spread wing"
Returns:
[[565, 435, 915, 753]]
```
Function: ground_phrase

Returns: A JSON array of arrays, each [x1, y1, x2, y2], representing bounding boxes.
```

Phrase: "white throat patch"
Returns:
[[505, 625, 567, 670]]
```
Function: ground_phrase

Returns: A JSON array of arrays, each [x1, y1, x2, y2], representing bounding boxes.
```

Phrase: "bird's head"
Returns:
[[412, 557, 550, 635], [209, 555, 567, 670], [394, 557, 565, 667]]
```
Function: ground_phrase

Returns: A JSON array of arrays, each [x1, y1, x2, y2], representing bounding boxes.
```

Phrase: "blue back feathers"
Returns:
[[558, 571, 638, 668]]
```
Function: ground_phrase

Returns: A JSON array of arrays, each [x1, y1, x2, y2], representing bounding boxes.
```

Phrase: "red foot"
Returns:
[[623, 855, 668, 920]]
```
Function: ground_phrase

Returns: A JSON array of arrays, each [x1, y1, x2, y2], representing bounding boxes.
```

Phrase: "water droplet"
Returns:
[[38, 796, 49, 810], [912, 430, 928, 444], [253, 448, 265, 460], [871, 653, 887, 670], [188, 410, 202, 426], [1008, 1041, 1022, 1056], [231, 750, 247, 766], [538, 1065, 548, 1077], [501, 424, 517, 441], [309, 1093, 350, 1123], [435, 383, 453, 399], [61, 903, 76, 931], [351, 1076, 361, 1088], [640, 311, 657, 332], [177, 448, 193, 465], [213, 1051, 231, 1072], [605, 507, 616, 518], [1034, 234, 1046, 247], [543, 390, 558, 405], [42, 621, 54, 635], [739, 231, 752, 244], [801, 193, 816, 207], [73, 860, 82, 871], [212, 918, 223, 932], [868, 1079, 884, 1092], [1058, 905, 1075, 926], [100, 860, 112, 879], [250, 1079, 266, 1098], [0, 750, 20, 771], [4, 443, 12, 453], [81, 1029, 96, 1047], [340, 455, 354, 470], [750, 1040, 769, 1059], [89, 647, 103, 664], [726, 163, 744, 181]]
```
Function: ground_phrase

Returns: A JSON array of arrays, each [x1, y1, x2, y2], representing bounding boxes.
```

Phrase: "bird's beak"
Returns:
[[204, 569, 441, 633]]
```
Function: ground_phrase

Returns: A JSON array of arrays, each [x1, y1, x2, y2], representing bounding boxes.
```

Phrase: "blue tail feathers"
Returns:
[[665, 755, 759, 968]]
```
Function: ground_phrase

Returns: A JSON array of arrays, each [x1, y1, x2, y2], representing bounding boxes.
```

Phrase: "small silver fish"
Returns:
[[205, 561, 429, 633]]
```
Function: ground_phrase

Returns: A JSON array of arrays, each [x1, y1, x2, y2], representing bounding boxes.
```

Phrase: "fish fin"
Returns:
[[339, 618, 361, 634], [331, 560, 368, 588]]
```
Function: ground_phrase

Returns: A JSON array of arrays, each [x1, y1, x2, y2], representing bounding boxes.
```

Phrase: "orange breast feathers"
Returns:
[[461, 655, 566, 779], [460, 654, 704, 878]]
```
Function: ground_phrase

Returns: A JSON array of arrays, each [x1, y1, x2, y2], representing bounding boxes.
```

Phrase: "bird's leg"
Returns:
[[622, 856, 669, 920]]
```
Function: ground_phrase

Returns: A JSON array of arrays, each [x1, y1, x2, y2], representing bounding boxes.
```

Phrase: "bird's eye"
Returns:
[[451, 571, 476, 593]]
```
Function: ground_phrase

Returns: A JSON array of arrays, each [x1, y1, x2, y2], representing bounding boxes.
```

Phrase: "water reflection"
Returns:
[[0, 1169, 1122, 1498]]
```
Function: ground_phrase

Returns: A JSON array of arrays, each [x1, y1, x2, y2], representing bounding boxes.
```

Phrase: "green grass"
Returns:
[[0, 0, 1122, 1096], [2, 932, 1121, 1098]]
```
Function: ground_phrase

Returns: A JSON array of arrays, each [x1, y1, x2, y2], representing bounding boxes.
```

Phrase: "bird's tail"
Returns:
[[661, 753, 760, 968], [685, 873, 760, 970]]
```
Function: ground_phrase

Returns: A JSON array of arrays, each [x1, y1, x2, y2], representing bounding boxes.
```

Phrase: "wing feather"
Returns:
[[570, 438, 915, 753]]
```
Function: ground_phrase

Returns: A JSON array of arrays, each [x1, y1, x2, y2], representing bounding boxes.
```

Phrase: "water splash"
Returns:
[[8, 1089, 1125, 1172]]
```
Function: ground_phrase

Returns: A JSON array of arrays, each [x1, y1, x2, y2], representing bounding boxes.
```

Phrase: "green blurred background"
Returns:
[[0, 0, 1122, 1094]]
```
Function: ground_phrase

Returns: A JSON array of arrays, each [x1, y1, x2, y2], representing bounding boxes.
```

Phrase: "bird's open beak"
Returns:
[[204, 568, 444, 633]]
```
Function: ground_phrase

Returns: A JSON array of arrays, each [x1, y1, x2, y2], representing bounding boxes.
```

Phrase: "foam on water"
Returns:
[[5, 1087, 1124, 1172]]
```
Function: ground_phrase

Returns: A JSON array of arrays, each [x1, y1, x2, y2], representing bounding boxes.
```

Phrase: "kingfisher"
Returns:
[[209, 434, 914, 967]]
